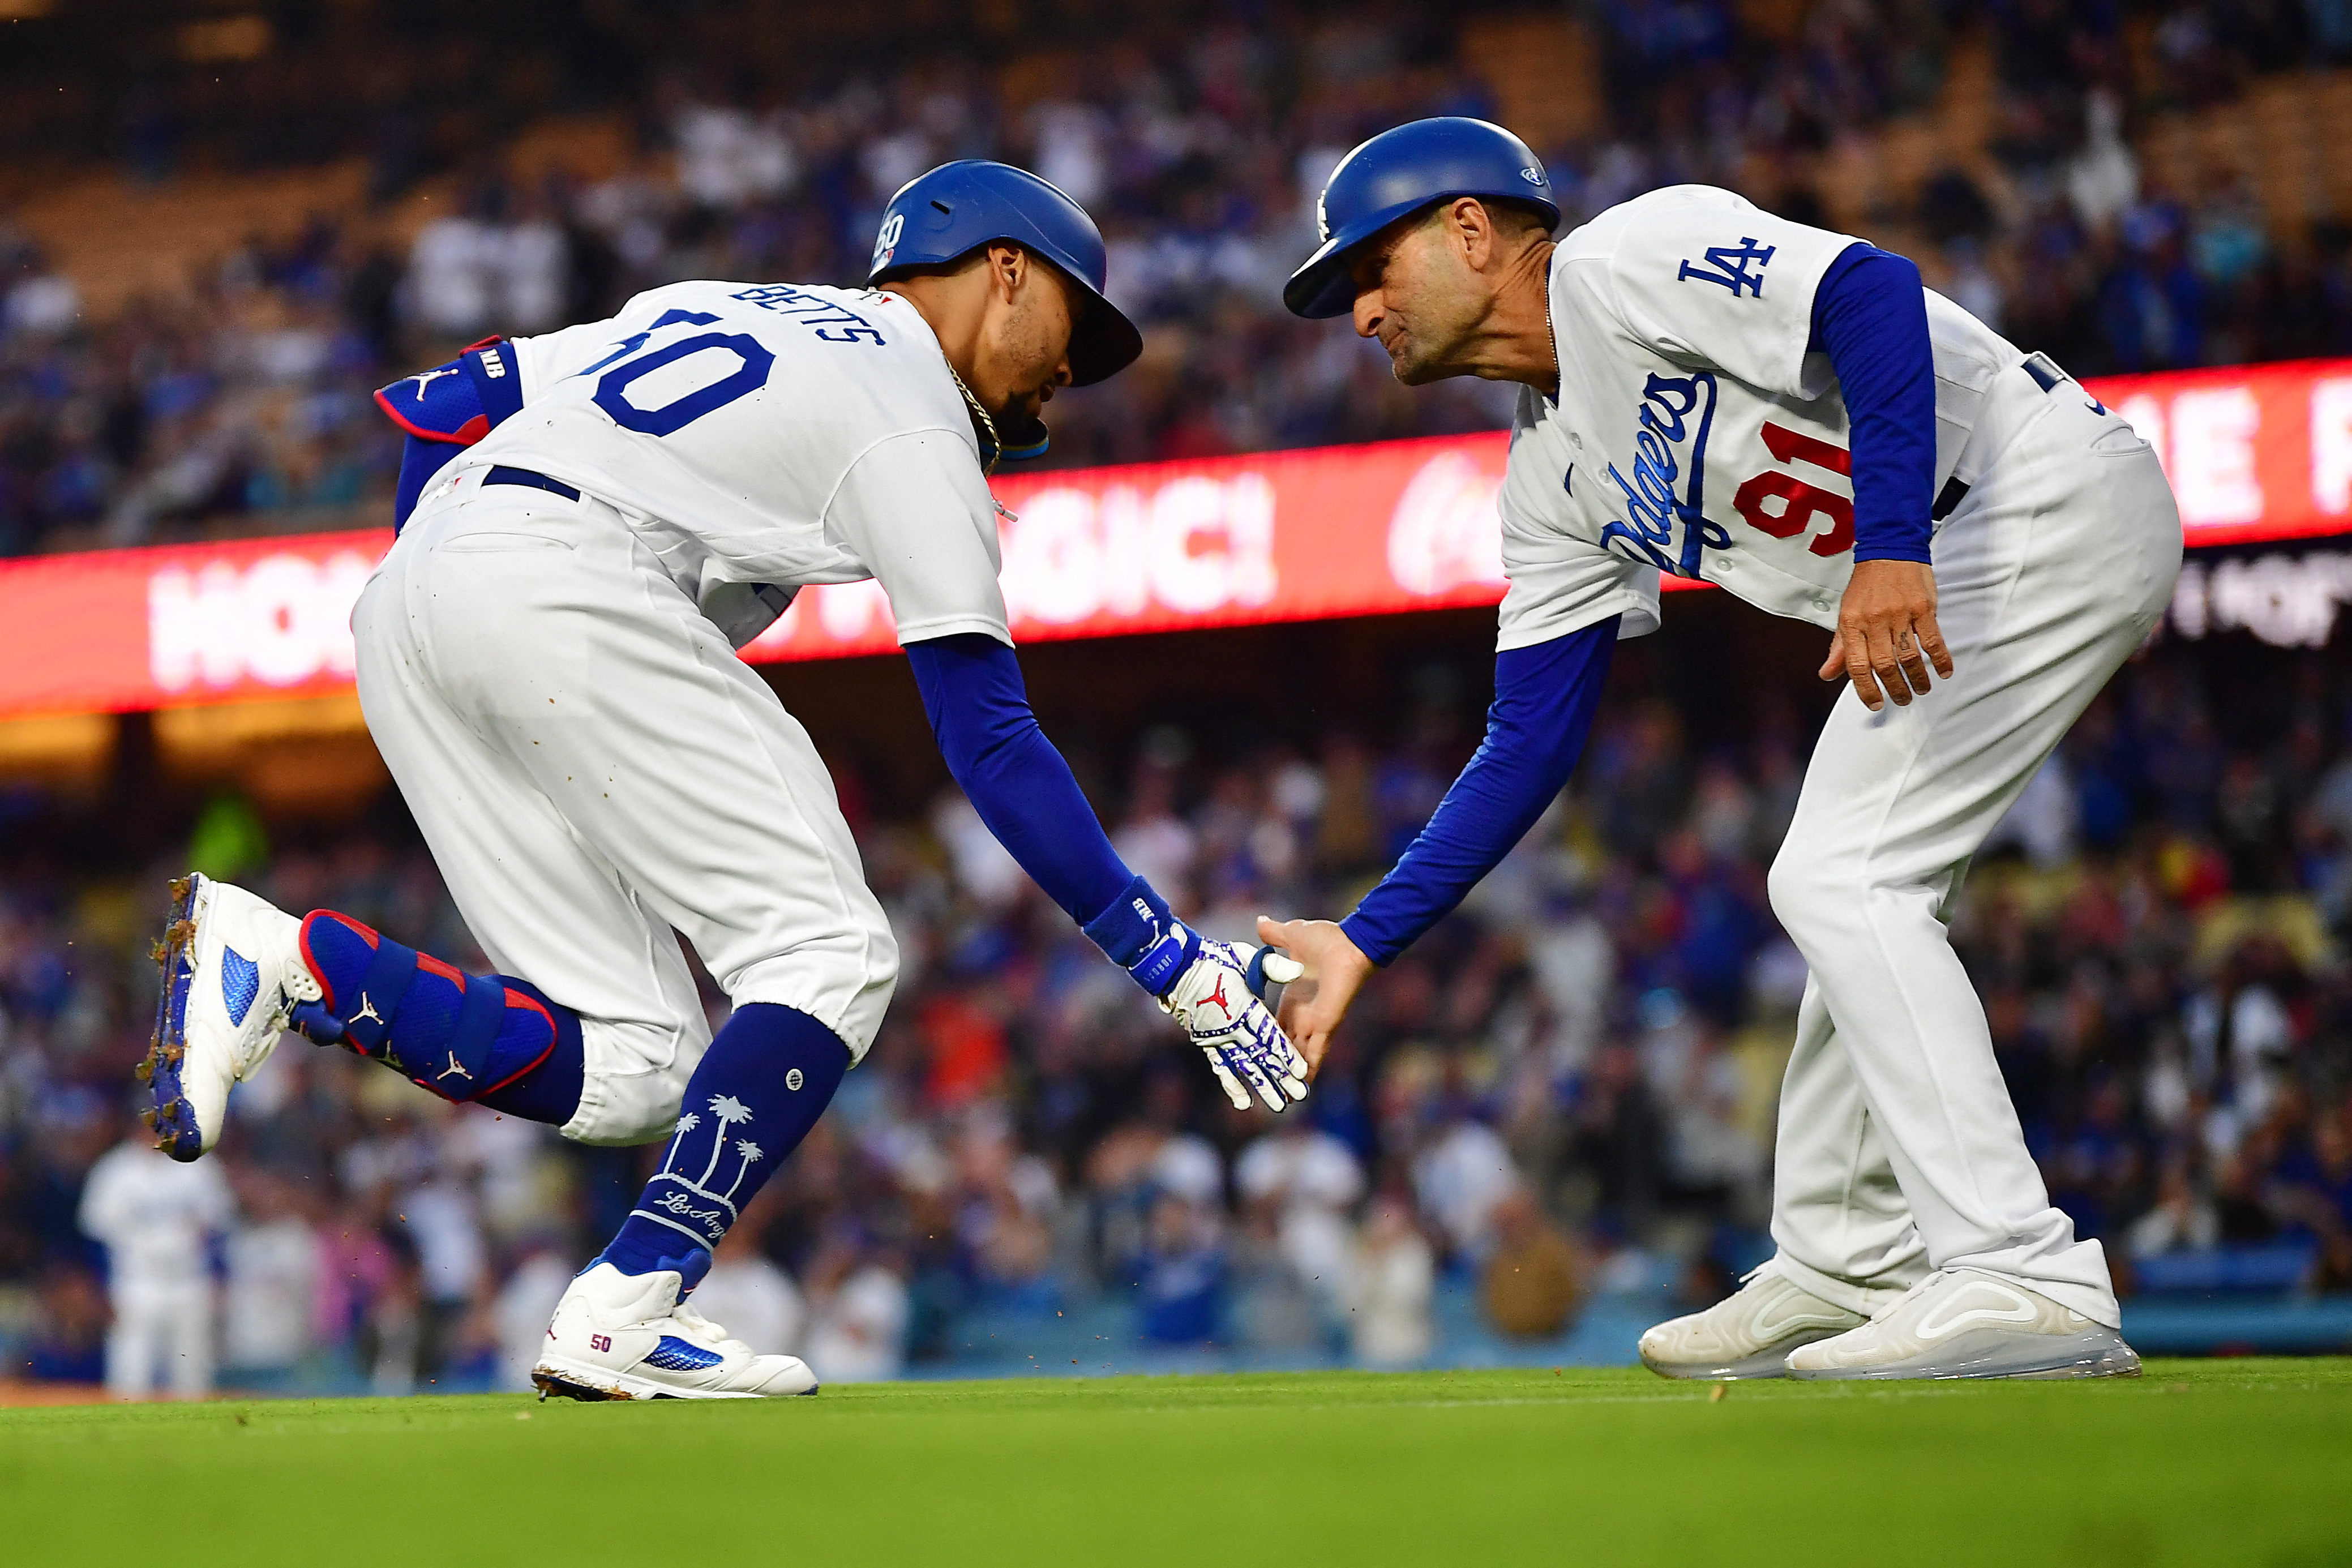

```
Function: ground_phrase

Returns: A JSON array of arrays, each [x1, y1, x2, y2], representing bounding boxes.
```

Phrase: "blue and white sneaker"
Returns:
[[533, 1262, 820, 1400], [142, 873, 322, 1162]]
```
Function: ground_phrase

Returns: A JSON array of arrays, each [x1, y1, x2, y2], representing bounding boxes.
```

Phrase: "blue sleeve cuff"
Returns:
[[1336, 910, 1390, 969], [1079, 874, 1199, 996], [1810, 243, 1935, 565]]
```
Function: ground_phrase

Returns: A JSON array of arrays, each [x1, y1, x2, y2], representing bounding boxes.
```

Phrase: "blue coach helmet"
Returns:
[[1284, 118, 1561, 320], [869, 160, 1143, 387]]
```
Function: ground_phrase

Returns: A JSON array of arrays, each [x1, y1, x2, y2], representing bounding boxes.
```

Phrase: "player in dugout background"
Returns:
[[1262, 118, 2179, 1381]]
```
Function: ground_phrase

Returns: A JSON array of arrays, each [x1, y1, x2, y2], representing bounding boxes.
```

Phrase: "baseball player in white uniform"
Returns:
[[79, 1132, 234, 1398], [141, 161, 1308, 1400], [1263, 119, 2177, 1378]]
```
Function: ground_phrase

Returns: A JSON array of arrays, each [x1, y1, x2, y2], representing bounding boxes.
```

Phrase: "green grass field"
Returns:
[[7, 1361, 2351, 1565]]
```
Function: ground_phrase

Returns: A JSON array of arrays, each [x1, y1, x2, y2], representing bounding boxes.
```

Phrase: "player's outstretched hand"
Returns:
[[1820, 558, 1953, 712], [1159, 939, 1309, 1112], [1255, 916, 1374, 1080]]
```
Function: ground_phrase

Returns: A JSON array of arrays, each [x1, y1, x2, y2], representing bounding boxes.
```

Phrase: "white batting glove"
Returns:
[[1159, 939, 1310, 1113], [1083, 875, 1310, 1113]]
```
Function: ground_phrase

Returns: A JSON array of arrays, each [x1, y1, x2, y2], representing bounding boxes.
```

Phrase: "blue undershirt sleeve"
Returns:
[[1339, 618, 1618, 966], [392, 434, 462, 532], [906, 633, 1137, 927], [1808, 243, 1936, 565]]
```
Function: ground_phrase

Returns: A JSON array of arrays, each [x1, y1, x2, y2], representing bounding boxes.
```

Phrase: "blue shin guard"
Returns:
[[598, 1003, 850, 1287], [292, 910, 582, 1120]]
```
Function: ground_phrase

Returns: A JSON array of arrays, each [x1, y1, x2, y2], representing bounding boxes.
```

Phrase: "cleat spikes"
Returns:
[[533, 1370, 632, 1403]]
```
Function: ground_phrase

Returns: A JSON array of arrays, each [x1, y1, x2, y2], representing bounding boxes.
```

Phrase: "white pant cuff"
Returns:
[[1769, 1251, 1924, 1318]]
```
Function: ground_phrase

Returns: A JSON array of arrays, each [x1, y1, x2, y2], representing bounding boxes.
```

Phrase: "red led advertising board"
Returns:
[[2, 358, 2348, 720]]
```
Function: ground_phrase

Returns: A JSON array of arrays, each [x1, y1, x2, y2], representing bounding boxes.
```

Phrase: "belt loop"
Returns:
[[483, 465, 582, 503], [1931, 476, 1970, 522]]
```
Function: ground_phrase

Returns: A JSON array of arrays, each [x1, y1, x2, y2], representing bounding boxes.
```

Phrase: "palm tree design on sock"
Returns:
[[695, 1095, 753, 1188], [719, 1139, 765, 1205], [654, 1110, 702, 1179]]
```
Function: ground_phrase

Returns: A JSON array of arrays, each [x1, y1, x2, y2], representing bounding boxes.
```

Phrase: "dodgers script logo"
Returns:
[[1597, 372, 1730, 579]]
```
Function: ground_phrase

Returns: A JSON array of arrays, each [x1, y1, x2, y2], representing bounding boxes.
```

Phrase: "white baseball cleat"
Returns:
[[1785, 1267, 2142, 1380], [1638, 1261, 1869, 1380], [533, 1263, 820, 1400], [142, 873, 322, 1162]]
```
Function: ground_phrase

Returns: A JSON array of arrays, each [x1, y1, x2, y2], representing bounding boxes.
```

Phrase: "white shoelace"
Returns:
[[670, 1299, 750, 1353]]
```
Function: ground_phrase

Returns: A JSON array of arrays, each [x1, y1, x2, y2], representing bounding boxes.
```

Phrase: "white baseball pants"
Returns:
[[106, 1280, 214, 1398], [353, 478, 898, 1147], [1764, 367, 2181, 1327]]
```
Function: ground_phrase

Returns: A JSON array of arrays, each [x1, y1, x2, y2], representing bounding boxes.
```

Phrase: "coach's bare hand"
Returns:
[[1820, 558, 1952, 712], [1254, 916, 1374, 1079]]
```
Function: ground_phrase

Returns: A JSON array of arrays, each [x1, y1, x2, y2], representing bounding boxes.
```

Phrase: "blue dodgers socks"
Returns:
[[290, 910, 583, 1124], [597, 1003, 851, 1282]]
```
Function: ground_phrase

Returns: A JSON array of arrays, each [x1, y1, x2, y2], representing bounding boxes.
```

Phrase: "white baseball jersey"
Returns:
[[1494, 184, 2024, 650], [1483, 186, 2187, 1326], [446, 280, 1011, 648]]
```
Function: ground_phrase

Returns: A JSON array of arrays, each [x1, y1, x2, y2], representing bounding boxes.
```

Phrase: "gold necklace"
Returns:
[[1545, 292, 1561, 403], [944, 360, 1002, 475]]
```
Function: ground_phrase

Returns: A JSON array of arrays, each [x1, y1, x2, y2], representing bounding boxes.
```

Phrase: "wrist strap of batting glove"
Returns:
[[1081, 874, 1199, 999]]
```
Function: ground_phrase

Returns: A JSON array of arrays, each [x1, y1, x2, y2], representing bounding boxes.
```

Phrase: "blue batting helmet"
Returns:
[[1283, 118, 1561, 320], [868, 160, 1143, 387]]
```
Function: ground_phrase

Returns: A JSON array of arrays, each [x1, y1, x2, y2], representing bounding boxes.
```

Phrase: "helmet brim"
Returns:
[[1284, 188, 1565, 320], [1283, 195, 1439, 320], [880, 245, 1139, 386], [1283, 230, 1370, 320], [1066, 286, 1142, 387]]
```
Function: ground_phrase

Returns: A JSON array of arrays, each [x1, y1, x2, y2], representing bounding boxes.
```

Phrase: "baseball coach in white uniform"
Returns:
[[1261, 118, 2178, 1380]]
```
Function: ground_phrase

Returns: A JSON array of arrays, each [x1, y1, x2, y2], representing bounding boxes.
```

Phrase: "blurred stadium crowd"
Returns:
[[8, 0, 2352, 555], [5, 629, 2351, 1393]]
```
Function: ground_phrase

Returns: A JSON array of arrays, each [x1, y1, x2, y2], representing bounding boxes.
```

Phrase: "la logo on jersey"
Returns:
[[1677, 237, 1775, 298]]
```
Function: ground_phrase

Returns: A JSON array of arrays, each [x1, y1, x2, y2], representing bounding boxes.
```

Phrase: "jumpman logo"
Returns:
[[404, 366, 461, 400], [435, 1051, 473, 1083], [350, 993, 384, 1026], [1206, 971, 1233, 1022]]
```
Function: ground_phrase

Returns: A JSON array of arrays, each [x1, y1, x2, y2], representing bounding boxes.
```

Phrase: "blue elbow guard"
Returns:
[[376, 337, 525, 531]]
